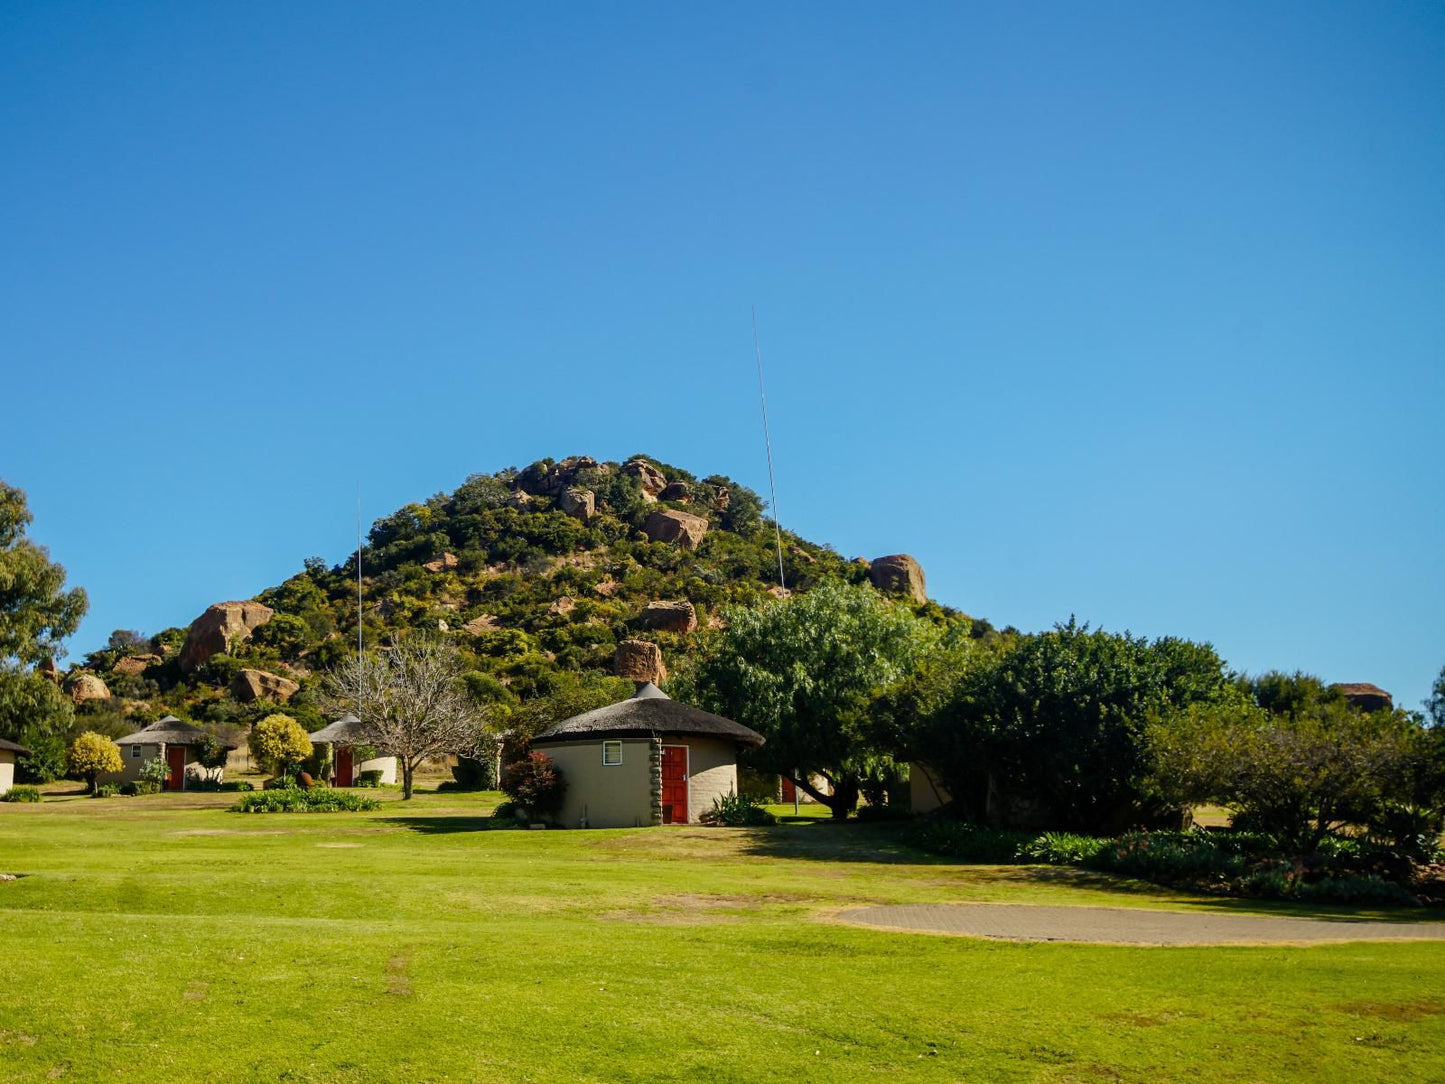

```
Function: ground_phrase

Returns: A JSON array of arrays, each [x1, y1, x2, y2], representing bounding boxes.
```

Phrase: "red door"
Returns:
[[335, 748, 354, 788], [166, 745, 186, 791], [661, 745, 689, 824], [781, 777, 796, 803]]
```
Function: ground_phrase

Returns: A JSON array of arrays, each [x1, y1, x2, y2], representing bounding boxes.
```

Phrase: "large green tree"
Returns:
[[676, 580, 938, 819], [907, 620, 1232, 832], [0, 482, 88, 770]]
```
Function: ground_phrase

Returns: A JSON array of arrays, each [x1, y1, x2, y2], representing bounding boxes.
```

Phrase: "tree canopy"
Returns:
[[676, 580, 940, 818]]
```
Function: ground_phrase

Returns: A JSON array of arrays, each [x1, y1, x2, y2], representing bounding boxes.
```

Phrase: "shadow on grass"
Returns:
[[384, 816, 498, 835]]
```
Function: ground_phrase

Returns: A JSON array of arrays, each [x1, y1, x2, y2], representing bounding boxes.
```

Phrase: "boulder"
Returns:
[[230, 668, 300, 704], [548, 596, 577, 617], [640, 600, 697, 634], [67, 673, 111, 705], [506, 490, 532, 509], [462, 615, 501, 636], [644, 509, 709, 550], [868, 554, 927, 604], [615, 640, 667, 684], [623, 459, 667, 500], [710, 484, 730, 512], [422, 552, 460, 573], [179, 601, 275, 674], [559, 487, 595, 523], [113, 654, 162, 676], [658, 481, 691, 502], [593, 579, 621, 598]]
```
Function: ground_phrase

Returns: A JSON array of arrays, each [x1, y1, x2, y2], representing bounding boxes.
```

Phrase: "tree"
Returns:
[[1427, 663, 1445, 729], [0, 482, 87, 752], [1152, 693, 1420, 850], [325, 638, 490, 799], [911, 620, 1231, 832], [67, 731, 122, 795], [676, 581, 937, 819], [248, 714, 314, 780], [501, 751, 567, 819]]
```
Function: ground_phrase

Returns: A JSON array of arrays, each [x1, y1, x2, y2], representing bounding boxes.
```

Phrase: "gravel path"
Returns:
[[839, 903, 1445, 945]]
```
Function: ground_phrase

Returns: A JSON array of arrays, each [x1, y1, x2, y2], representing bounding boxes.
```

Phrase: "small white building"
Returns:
[[530, 683, 765, 828], [307, 714, 398, 786], [0, 737, 29, 796]]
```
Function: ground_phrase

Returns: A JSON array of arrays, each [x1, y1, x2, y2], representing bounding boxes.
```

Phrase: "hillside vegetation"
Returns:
[[54, 454, 975, 746]]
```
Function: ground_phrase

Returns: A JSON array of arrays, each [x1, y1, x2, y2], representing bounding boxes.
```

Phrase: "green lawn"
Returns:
[[1, 789, 1442, 1083]]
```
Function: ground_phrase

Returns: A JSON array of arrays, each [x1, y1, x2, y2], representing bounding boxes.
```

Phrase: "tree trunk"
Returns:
[[402, 761, 414, 800], [787, 772, 859, 820]]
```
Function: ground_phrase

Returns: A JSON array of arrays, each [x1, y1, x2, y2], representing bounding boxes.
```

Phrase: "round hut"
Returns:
[[307, 714, 398, 787], [109, 716, 235, 790], [530, 683, 765, 828], [0, 736, 30, 796]]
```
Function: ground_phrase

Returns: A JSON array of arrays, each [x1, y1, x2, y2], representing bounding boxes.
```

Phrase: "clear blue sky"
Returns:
[[2, 2, 1441, 709]]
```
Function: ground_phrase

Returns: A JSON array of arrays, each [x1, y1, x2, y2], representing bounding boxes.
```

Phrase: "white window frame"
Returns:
[[601, 740, 623, 767]]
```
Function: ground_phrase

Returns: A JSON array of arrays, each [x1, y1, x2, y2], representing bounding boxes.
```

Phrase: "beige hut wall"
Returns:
[[0, 751, 15, 795], [680, 736, 739, 824], [539, 739, 654, 829], [909, 760, 951, 814], [354, 752, 398, 785]]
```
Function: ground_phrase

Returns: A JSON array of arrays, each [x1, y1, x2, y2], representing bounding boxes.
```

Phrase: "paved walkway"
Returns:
[[839, 903, 1445, 945]]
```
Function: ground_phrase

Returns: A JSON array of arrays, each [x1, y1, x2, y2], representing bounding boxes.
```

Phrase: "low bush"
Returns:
[[501, 752, 567, 819], [1, 786, 42, 803], [1017, 831, 1109, 865], [231, 789, 380, 813], [854, 804, 913, 823], [907, 820, 1035, 863], [94, 784, 123, 798], [221, 781, 254, 792], [702, 792, 777, 827], [119, 781, 161, 796], [1092, 830, 1246, 884], [356, 770, 383, 788]]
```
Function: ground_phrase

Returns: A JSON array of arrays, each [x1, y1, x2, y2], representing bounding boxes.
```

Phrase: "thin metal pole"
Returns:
[[356, 487, 363, 664], [752, 306, 786, 592]]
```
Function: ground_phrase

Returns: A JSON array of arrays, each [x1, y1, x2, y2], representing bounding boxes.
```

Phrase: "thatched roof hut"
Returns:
[[307, 714, 397, 787], [531, 684, 764, 828], [0, 736, 29, 796]]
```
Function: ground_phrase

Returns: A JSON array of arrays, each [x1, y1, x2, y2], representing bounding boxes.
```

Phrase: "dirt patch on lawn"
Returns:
[[1339, 998, 1445, 1022], [600, 891, 817, 926], [386, 950, 413, 996]]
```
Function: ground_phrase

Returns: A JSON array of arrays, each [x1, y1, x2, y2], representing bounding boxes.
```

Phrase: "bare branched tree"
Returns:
[[324, 637, 490, 799]]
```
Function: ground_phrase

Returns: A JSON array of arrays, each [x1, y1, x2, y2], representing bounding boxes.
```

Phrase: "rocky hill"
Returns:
[[57, 454, 970, 741]]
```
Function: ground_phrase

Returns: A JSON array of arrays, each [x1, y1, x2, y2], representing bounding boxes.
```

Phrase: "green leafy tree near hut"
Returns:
[[66, 731, 122, 795], [677, 581, 939, 819], [248, 714, 313, 781], [0, 481, 87, 775]]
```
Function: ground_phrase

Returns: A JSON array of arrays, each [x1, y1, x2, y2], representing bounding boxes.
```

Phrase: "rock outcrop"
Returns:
[[615, 640, 667, 684], [868, 554, 926, 603], [559, 487, 595, 523], [230, 668, 300, 704], [422, 552, 460, 573], [522, 455, 599, 497], [640, 600, 698, 634], [644, 509, 709, 550], [67, 673, 111, 705], [179, 601, 275, 674], [658, 481, 691, 503], [623, 459, 666, 500], [113, 654, 162, 676], [462, 615, 501, 636], [506, 490, 532, 510], [548, 596, 577, 617]]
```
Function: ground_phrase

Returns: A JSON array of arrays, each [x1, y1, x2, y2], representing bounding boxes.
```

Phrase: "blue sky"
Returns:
[[2, 2, 1441, 709]]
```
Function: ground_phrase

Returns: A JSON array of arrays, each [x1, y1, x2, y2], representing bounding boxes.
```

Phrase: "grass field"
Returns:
[[2, 788, 1442, 1083]]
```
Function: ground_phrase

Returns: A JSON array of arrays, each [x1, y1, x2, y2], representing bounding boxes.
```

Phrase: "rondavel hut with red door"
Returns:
[[307, 714, 398, 787], [528, 682, 765, 828], [107, 716, 235, 791]]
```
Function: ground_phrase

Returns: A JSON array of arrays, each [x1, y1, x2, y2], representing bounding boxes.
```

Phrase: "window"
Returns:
[[602, 741, 622, 766], [131, 745, 141, 758]]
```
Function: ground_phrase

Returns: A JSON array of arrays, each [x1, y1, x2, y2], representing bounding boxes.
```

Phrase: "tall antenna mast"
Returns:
[[752, 306, 786, 592], [356, 487, 364, 667]]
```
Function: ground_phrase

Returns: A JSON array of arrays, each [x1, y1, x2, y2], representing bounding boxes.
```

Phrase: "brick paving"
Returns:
[[839, 903, 1445, 945]]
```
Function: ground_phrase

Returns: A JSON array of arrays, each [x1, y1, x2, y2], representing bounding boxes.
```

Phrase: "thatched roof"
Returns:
[[0, 736, 30, 756], [308, 714, 374, 745], [113, 716, 235, 748], [532, 684, 765, 749]]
